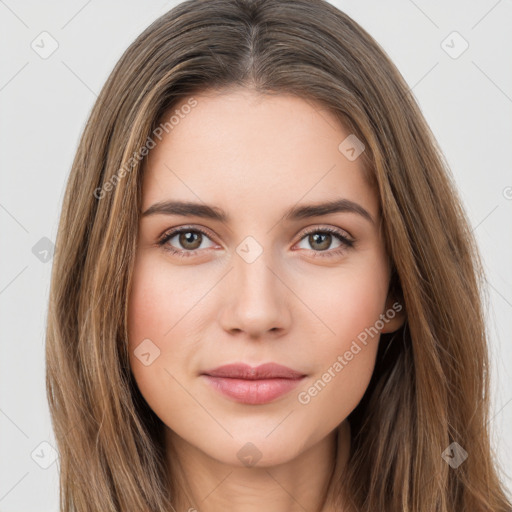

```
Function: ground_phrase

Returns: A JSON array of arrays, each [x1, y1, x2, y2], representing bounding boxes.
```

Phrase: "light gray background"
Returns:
[[1, 1, 511, 510]]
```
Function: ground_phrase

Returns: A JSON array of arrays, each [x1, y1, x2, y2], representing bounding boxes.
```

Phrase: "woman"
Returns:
[[45, 0, 512, 510]]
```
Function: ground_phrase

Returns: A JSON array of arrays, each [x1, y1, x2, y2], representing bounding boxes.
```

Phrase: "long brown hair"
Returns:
[[45, 0, 512, 510]]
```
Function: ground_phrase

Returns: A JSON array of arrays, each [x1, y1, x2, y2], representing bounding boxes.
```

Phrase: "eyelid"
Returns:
[[297, 224, 354, 242], [157, 224, 218, 244], [157, 223, 355, 262], [157, 223, 353, 246]]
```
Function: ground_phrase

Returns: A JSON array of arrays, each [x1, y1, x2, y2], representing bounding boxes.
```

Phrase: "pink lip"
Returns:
[[201, 363, 306, 405]]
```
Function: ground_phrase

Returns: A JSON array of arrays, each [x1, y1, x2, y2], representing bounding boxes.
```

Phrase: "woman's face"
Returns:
[[127, 88, 403, 467]]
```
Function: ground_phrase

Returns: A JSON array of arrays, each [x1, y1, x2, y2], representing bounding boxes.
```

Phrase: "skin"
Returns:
[[127, 87, 405, 512]]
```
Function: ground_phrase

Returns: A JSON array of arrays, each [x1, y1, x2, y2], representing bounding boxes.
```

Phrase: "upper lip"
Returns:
[[202, 363, 305, 380]]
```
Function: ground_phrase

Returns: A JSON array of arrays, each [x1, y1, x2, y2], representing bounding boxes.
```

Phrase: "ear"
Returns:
[[380, 292, 406, 334]]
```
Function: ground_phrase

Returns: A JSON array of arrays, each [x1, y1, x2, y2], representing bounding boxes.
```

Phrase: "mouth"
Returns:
[[200, 363, 307, 405]]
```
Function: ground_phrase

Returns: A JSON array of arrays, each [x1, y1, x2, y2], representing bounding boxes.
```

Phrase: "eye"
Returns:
[[294, 226, 354, 257], [157, 226, 217, 258], [157, 225, 355, 259]]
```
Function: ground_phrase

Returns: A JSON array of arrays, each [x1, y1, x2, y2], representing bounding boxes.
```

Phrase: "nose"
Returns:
[[218, 244, 292, 338]]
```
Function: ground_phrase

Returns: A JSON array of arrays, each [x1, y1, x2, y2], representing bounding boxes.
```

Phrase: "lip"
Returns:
[[201, 363, 306, 405]]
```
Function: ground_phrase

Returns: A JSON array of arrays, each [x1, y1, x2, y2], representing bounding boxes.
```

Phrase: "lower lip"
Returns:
[[202, 375, 304, 405]]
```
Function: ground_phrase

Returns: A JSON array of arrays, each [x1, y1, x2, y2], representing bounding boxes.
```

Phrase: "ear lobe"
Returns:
[[380, 295, 406, 334]]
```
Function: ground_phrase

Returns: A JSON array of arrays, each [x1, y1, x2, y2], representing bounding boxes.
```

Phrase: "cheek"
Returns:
[[126, 256, 196, 433], [127, 255, 182, 389], [127, 269, 166, 350], [308, 253, 389, 350], [127, 253, 206, 353], [293, 253, 389, 417], [126, 253, 217, 424]]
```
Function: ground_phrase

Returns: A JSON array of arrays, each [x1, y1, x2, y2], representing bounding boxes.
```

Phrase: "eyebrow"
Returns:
[[141, 198, 374, 224]]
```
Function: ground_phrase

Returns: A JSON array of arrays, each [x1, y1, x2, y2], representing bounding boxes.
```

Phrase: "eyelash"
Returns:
[[157, 225, 355, 259]]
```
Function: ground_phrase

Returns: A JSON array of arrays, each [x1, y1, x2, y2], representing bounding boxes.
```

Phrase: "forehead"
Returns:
[[141, 88, 378, 222]]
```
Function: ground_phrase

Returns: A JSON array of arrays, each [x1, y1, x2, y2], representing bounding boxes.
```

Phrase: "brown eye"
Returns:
[[307, 232, 333, 251], [177, 231, 203, 250], [294, 227, 355, 258], [158, 227, 216, 256]]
